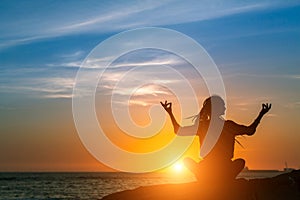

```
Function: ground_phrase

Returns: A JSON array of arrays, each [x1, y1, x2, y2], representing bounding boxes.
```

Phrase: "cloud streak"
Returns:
[[0, 77, 75, 99], [85, 53, 186, 69], [223, 72, 300, 80], [1, 0, 296, 49]]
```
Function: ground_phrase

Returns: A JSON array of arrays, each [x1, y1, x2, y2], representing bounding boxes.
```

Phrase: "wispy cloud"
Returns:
[[133, 84, 172, 97], [111, 83, 172, 97], [0, 1, 167, 49], [284, 102, 300, 109], [46, 50, 87, 68], [62, 1, 169, 30], [85, 54, 185, 69], [59, 50, 86, 59], [290, 75, 300, 79], [0, 35, 53, 49], [0, 105, 17, 111], [46, 61, 82, 68], [1, 0, 294, 49], [223, 72, 300, 80], [0, 49, 192, 99], [266, 113, 278, 117], [112, 84, 174, 107], [0, 77, 75, 99]]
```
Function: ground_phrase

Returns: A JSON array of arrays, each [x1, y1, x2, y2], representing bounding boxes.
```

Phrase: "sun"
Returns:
[[172, 162, 184, 173]]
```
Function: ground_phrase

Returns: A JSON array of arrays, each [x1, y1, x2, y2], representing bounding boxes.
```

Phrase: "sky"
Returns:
[[0, 0, 300, 172]]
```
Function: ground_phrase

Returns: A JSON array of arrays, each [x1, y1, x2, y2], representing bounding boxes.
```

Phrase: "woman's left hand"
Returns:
[[260, 103, 272, 115]]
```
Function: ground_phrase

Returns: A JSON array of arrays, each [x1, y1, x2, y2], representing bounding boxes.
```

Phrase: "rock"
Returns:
[[101, 170, 300, 200]]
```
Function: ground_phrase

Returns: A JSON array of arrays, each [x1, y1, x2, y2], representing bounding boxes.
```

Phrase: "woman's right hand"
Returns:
[[160, 100, 172, 114]]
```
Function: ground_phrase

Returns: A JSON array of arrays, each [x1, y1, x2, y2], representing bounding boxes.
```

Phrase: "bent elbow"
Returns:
[[175, 129, 183, 136], [246, 127, 256, 136], [174, 127, 180, 135]]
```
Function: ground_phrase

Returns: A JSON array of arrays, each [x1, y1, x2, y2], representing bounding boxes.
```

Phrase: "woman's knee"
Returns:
[[233, 158, 245, 169]]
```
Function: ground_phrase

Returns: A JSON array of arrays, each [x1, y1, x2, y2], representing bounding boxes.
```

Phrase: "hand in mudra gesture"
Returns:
[[260, 103, 272, 115], [160, 100, 172, 114]]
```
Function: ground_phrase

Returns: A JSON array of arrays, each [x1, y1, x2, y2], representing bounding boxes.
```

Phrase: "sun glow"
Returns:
[[173, 162, 184, 173]]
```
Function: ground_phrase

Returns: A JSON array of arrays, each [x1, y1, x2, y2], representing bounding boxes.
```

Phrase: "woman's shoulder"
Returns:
[[225, 120, 235, 124], [224, 120, 240, 127]]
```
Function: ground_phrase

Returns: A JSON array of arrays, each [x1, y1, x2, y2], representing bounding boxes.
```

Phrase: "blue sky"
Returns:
[[0, 0, 300, 171], [1, 0, 299, 102]]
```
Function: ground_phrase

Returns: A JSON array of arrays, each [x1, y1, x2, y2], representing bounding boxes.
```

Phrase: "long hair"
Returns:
[[188, 95, 224, 122], [200, 95, 224, 121], [189, 95, 225, 145], [191, 95, 244, 148]]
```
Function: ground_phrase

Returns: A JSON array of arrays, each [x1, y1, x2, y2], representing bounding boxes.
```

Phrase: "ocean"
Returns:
[[0, 171, 284, 200]]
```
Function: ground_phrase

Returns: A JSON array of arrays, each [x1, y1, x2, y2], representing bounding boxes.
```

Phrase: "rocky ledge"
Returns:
[[102, 170, 300, 200]]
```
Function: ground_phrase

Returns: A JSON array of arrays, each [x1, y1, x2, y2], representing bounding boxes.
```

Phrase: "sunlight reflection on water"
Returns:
[[0, 171, 283, 199]]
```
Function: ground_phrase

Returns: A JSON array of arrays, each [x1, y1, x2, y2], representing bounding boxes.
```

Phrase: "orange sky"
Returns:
[[1, 2, 300, 172], [2, 91, 299, 172]]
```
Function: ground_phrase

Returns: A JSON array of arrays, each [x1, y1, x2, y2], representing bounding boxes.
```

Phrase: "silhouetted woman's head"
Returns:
[[200, 95, 225, 120]]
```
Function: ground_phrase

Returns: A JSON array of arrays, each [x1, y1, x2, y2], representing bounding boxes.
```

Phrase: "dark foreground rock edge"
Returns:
[[102, 170, 300, 200]]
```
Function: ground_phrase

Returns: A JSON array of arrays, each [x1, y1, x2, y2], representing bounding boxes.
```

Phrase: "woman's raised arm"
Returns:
[[246, 103, 272, 135], [160, 101, 180, 133], [160, 101, 198, 136], [230, 103, 272, 136]]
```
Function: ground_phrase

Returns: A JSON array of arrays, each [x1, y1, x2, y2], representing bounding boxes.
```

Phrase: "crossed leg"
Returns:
[[183, 157, 245, 182]]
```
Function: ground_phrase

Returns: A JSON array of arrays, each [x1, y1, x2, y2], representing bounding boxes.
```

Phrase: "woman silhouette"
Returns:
[[161, 95, 271, 182]]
